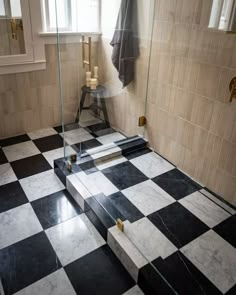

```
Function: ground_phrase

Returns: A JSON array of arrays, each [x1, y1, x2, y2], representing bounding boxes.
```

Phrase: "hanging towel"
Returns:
[[110, 0, 139, 88]]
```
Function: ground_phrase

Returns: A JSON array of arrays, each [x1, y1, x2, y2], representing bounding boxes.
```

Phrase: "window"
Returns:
[[209, 0, 236, 31], [10, 0, 22, 18], [0, 0, 5, 16], [43, 0, 100, 33]]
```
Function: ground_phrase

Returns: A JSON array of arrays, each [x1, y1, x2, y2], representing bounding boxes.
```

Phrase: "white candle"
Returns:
[[94, 66, 98, 78], [90, 78, 97, 90], [94, 66, 99, 85], [86, 72, 91, 87]]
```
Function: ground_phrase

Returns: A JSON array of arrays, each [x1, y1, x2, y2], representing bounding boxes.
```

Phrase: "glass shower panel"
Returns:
[[55, 0, 178, 293]]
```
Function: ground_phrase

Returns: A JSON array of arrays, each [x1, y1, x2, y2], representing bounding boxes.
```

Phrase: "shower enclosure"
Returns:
[[53, 0, 179, 292]]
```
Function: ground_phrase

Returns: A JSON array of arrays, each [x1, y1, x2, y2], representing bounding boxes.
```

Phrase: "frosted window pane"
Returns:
[[76, 0, 99, 32], [0, 0, 5, 16], [10, 0, 22, 17], [48, 0, 70, 29]]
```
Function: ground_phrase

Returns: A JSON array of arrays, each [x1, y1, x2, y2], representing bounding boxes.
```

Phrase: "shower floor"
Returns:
[[0, 123, 235, 294]]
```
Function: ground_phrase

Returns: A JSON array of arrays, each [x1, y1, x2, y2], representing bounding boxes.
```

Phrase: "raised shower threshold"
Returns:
[[53, 135, 170, 293]]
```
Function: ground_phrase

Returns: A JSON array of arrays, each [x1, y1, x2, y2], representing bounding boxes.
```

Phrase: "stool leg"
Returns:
[[101, 96, 110, 127], [75, 91, 87, 123]]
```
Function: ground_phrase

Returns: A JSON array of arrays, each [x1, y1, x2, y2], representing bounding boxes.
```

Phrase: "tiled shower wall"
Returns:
[[100, 0, 236, 206], [145, 0, 236, 205], [0, 42, 98, 139]]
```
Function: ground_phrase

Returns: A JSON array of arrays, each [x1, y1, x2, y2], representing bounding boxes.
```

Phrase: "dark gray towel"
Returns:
[[110, 0, 139, 88]]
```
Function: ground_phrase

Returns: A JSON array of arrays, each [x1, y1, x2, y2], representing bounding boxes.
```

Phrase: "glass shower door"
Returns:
[[55, 0, 178, 294]]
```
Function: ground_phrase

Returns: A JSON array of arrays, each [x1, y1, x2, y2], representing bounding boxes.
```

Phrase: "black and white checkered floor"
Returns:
[[0, 123, 235, 295]]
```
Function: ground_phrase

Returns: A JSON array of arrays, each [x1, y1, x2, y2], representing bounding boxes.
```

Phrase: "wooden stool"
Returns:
[[75, 85, 110, 126]]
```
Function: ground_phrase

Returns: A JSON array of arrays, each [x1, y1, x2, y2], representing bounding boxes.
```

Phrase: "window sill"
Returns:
[[0, 60, 46, 75], [39, 31, 102, 37]]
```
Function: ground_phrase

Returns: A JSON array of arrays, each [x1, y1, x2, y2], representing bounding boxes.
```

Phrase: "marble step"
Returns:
[[54, 135, 148, 186]]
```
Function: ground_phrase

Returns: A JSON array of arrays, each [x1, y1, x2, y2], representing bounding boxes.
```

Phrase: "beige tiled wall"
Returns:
[[101, 0, 236, 206], [0, 42, 99, 139], [145, 0, 236, 205]]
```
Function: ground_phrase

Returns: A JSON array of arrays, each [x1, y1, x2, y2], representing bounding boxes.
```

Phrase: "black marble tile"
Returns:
[[65, 245, 135, 295], [152, 252, 222, 295], [213, 215, 236, 248], [108, 192, 144, 223], [225, 285, 236, 295], [86, 122, 111, 133], [0, 232, 61, 295], [152, 169, 201, 200], [33, 134, 64, 153], [54, 158, 82, 186], [0, 134, 30, 147], [148, 202, 209, 248], [138, 263, 176, 295], [94, 193, 126, 222], [0, 149, 8, 165], [73, 139, 102, 153], [54, 123, 80, 133], [85, 197, 116, 233], [11, 154, 52, 179], [79, 161, 98, 175], [0, 181, 28, 213], [121, 139, 147, 155], [31, 190, 82, 229], [125, 147, 152, 160], [102, 161, 148, 190]]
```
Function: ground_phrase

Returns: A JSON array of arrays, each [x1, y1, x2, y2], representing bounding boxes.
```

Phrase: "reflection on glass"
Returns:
[[209, 0, 236, 32], [0, 0, 25, 56], [0, 0, 5, 16]]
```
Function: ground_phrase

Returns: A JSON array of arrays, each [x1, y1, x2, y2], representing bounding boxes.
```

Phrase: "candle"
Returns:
[[94, 66, 99, 85], [86, 71, 91, 87], [90, 78, 97, 90]]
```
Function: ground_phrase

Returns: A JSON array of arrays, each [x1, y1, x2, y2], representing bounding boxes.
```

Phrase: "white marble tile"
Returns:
[[14, 269, 76, 295], [91, 146, 121, 161], [61, 128, 93, 145], [0, 203, 42, 250], [200, 189, 236, 215], [97, 132, 126, 145], [108, 225, 147, 282], [66, 174, 92, 211], [179, 191, 231, 228], [0, 163, 17, 186], [20, 170, 65, 201], [27, 128, 58, 140], [43, 146, 76, 167], [123, 286, 144, 295], [75, 171, 119, 196], [3, 141, 40, 162], [79, 110, 103, 127], [130, 152, 174, 178], [46, 214, 105, 266], [122, 180, 175, 216], [124, 218, 177, 262], [96, 155, 127, 170], [181, 230, 236, 294]]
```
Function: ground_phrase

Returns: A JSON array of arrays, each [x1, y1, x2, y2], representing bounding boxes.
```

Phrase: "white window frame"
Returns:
[[42, 0, 101, 33], [0, 0, 34, 66], [44, 0, 72, 32]]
